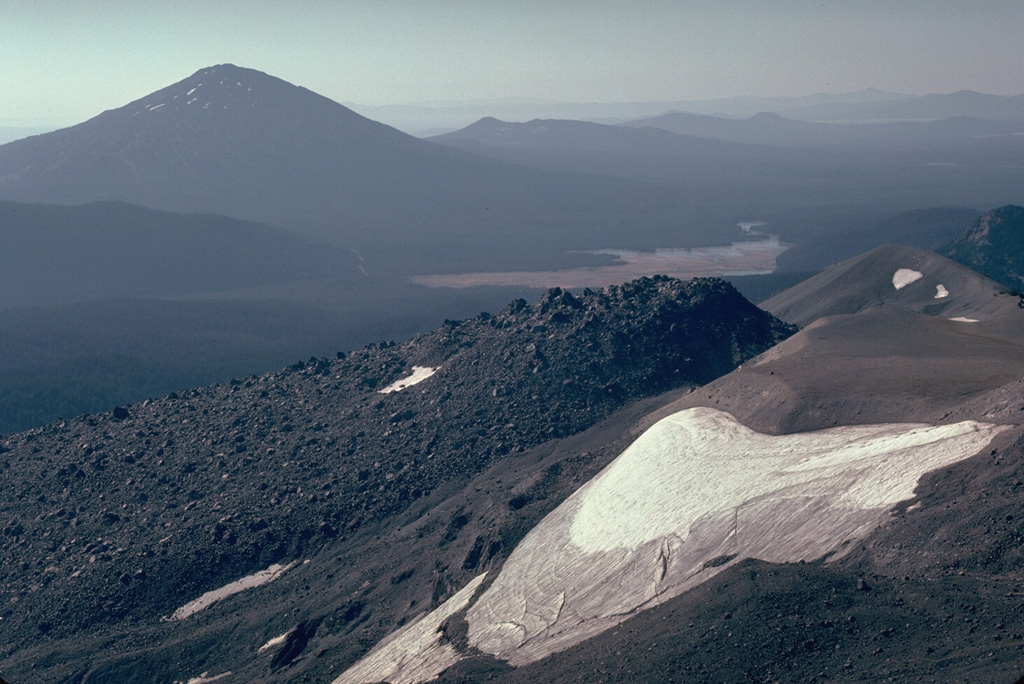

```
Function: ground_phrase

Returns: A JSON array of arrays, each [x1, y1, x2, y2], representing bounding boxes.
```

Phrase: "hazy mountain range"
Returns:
[[4, 66, 1022, 275], [0, 64, 717, 275], [778, 90, 1024, 124], [619, 110, 1024, 150], [427, 114, 1024, 229], [0, 62, 1020, 442], [343, 88, 1024, 136]]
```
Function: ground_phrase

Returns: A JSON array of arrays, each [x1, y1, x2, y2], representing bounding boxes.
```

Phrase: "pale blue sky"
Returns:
[[3, 0, 1023, 126]]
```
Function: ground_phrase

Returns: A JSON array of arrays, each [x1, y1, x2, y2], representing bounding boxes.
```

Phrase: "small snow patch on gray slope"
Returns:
[[379, 366, 438, 394], [935, 284, 949, 298], [893, 268, 923, 290], [168, 561, 298, 620]]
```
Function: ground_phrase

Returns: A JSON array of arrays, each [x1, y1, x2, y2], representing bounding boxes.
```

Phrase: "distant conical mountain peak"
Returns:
[[123, 64, 294, 118], [0, 63, 690, 257]]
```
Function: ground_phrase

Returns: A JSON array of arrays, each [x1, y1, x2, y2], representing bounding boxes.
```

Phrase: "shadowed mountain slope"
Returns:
[[772, 206, 982, 273], [0, 277, 793, 684], [0, 201, 359, 308], [942, 204, 1024, 291]]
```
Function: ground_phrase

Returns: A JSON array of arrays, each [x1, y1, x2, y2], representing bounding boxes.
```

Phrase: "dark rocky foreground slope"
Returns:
[[0, 277, 793, 683]]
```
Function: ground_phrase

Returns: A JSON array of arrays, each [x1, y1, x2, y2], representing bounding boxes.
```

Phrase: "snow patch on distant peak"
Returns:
[[950, 316, 980, 323], [935, 284, 949, 299], [379, 367, 438, 394], [892, 268, 923, 290]]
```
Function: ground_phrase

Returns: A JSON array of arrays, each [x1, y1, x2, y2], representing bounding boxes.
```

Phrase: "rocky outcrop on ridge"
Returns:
[[942, 204, 1024, 292], [0, 276, 794, 668]]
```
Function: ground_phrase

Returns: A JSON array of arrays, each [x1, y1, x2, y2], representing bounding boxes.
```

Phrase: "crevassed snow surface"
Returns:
[[340, 408, 1008, 681], [892, 268, 923, 290], [568, 409, 999, 552], [935, 284, 949, 299], [169, 561, 298, 620], [379, 366, 438, 394], [465, 409, 1006, 666], [331, 573, 487, 684]]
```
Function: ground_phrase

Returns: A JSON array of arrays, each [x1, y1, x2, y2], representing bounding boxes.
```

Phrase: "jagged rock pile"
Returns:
[[0, 276, 794, 652]]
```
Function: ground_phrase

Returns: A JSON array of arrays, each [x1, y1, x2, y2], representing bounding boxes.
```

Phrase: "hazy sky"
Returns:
[[3, 0, 1024, 126]]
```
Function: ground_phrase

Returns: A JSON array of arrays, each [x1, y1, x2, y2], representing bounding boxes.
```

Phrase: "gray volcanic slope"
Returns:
[[762, 243, 1024, 335], [672, 245, 1024, 435], [340, 247, 1024, 684], [0, 277, 792, 684]]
